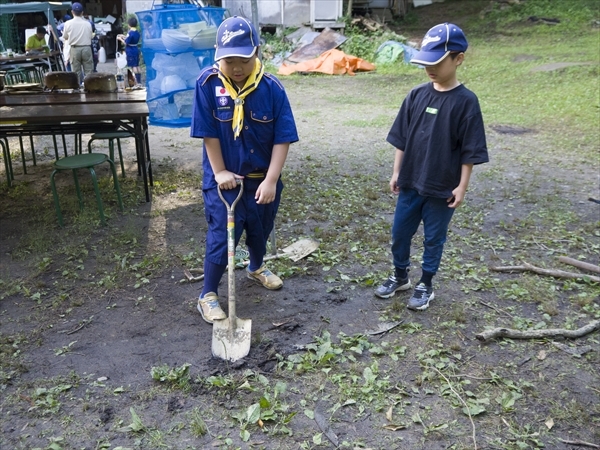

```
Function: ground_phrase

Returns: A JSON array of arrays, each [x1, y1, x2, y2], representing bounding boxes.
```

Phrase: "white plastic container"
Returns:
[[98, 46, 106, 63]]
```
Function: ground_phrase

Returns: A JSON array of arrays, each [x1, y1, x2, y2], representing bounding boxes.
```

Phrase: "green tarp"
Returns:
[[0, 2, 73, 51]]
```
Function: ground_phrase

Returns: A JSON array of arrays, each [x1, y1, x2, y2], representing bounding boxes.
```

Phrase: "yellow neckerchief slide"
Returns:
[[217, 58, 264, 140]]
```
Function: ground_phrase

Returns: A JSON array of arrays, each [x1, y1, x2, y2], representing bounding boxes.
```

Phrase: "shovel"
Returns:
[[212, 180, 252, 362], [238, 238, 319, 266]]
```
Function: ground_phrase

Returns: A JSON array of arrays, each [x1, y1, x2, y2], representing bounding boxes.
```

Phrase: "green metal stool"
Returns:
[[50, 153, 124, 226], [87, 131, 134, 178]]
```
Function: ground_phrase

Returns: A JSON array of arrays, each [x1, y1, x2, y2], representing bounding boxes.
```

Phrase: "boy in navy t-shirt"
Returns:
[[375, 23, 489, 310], [191, 17, 298, 323]]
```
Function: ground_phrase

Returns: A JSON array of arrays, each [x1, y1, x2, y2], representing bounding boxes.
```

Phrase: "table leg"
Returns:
[[18, 135, 27, 174], [142, 117, 153, 186], [133, 118, 151, 202], [29, 134, 37, 166]]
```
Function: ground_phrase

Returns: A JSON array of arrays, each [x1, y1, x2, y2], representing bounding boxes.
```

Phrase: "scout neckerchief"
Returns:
[[217, 57, 264, 140]]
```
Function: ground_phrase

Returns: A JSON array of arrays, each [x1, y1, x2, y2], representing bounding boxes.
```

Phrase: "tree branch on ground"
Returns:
[[558, 256, 600, 274], [475, 320, 600, 342], [491, 262, 600, 283], [557, 438, 600, 449]]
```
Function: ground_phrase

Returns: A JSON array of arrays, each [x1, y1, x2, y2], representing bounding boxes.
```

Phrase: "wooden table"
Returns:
[[0, 51, 65, 74], [0, 90, 147, 106], [0, 91, 153, 201]]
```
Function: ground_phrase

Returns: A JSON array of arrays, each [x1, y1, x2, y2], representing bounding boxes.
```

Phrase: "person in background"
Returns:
[[62, 3, 93, 82], [89, 20, 100, 72], [374, 23, 489, 310], [117, 17, 141, 85], [25, 26, 48, 53], [141, 15, 159, 40], [56, 14, 71, 37], [57, 15, 72, 71], [190, 16, 299, 323]]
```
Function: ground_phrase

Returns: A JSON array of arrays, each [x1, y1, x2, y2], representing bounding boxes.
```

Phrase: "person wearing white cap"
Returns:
[[190, 16, 299, 323], [374, 23, 489, 311], [62, 2, 93, 82]]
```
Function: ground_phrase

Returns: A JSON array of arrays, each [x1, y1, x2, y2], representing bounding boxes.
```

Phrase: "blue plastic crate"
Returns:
[[136, 6, 228, 128]]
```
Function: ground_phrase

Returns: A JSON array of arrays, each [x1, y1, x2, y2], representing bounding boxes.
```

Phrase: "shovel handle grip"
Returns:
[[217, 178, 243, 211]]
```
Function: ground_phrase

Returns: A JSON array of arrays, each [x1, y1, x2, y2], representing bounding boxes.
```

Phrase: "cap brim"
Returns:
[[410, 50, 450, 66], [215, 47, 256, 61]]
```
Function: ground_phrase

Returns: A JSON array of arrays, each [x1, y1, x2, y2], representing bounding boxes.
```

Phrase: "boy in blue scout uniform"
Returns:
[[191, 16, 299, 323], [374, 23, 489, 310]]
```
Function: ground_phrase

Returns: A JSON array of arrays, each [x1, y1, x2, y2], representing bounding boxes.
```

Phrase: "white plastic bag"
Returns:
[[115, 51, 127, 69]]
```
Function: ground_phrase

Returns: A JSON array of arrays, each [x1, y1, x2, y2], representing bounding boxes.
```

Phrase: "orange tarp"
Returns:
[[278, 49, 376, 76]]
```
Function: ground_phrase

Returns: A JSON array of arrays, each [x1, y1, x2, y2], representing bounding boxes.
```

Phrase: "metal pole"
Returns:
[[250, 0, 261, 59]]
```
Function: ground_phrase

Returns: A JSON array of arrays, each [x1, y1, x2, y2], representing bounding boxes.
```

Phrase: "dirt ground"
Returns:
[[1, 2, 599, 450]]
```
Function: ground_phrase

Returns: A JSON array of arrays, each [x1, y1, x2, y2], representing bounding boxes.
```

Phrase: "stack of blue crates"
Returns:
[[136, 5, 228, 128]]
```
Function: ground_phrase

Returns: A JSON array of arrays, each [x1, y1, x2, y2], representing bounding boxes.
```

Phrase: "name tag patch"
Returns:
[[426, 107, 438, 115]]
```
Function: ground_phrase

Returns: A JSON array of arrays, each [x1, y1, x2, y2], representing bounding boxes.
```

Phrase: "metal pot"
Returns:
[[44, 71, 79, 90], [84, 72, 117, 93]]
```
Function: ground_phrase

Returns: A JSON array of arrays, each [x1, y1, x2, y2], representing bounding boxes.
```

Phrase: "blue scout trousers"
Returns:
[[203, 178, 282, 282], [391, 188, 455, 275]]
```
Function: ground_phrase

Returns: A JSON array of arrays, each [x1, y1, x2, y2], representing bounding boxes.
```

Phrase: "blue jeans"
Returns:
[[391, 188, 455, 274]]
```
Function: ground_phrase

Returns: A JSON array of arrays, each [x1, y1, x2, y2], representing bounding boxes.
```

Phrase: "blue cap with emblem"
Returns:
[[410, 23, 468, 66], [215, 16, 259, 61]]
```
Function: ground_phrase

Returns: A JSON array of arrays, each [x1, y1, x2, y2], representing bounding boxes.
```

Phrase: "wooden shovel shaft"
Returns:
[[226, 208, 237, 320], [218, 180, 244, 324]]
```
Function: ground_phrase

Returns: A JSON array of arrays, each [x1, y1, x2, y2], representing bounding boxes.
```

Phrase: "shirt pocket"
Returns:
[[213, 110, 233, 122], [250, 111, 274, 124]]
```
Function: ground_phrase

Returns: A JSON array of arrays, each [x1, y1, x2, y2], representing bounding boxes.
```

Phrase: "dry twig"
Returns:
[[558, 256, 600, 274], [479, 300, 514, 318], [557, 438, 600, 449], [476, 320, 600, 342], [430, 366, 477, 450], [491, 262, 600, 283]]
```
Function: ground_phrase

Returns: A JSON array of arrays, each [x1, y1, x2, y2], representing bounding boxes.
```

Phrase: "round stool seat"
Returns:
[[55, 153, 107, 170], [91, 131, 134, 139], [87, 132, 133, 178]]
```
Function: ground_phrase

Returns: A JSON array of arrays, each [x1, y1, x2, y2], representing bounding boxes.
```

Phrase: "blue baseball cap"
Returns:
[[410, 23, 468, 66], [215, 16, 259, 61], [71, 2, 84, 13]]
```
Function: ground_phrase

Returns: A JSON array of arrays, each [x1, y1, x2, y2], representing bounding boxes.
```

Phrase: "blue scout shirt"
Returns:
[[191, 66, 299, 190]]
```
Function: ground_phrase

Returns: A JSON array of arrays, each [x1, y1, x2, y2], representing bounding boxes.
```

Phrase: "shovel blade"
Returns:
[[211, 317, 252, 362], [282, 239, 319, 262]]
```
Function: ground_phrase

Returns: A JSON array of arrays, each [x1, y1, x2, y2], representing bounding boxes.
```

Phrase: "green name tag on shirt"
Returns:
[[426, 107, 438, 115]]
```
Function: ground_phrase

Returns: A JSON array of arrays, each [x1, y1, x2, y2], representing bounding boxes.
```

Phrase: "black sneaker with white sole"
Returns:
[[374, 274, 411, 299], [407, 283, 435, 311]]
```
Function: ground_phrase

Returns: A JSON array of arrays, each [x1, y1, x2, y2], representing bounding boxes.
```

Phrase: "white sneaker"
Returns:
[[197, 292, 226, 323], [247, 264, 283, 290]]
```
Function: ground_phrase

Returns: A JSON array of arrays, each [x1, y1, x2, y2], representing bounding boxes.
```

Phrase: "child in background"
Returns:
[[374, 23, 489, 311], [141, 15, 159, 40], [25, 26, 49, 53], [190, 16, 299, 323], [89, 20, 99, 72], [117, 17, 141, 85]]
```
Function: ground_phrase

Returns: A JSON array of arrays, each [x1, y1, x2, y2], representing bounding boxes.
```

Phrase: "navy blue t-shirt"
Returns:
[[387, 82, 488, 198], [191, 66, 299, 190]]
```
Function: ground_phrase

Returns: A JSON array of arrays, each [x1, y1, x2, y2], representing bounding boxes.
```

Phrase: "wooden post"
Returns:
[[251, 0, 262, 59]]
